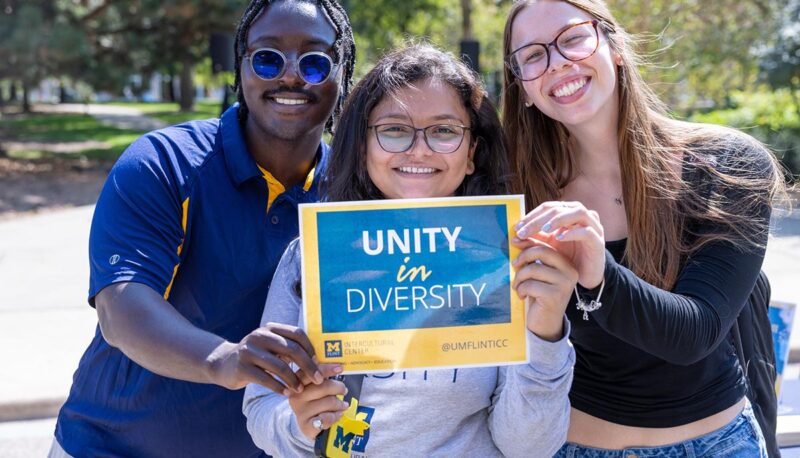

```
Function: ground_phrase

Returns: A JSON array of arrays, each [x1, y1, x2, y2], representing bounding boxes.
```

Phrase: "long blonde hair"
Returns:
[[502, 0, 785, 289]]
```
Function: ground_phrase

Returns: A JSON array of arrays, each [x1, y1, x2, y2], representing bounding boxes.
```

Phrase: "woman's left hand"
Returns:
[[512, 239, 578, 341], [515, 201, 606, 289]]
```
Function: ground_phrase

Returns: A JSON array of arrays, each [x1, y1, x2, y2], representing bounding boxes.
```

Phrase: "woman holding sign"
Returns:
[[243, 44, 577, 457], [503, 0, 785, 456]]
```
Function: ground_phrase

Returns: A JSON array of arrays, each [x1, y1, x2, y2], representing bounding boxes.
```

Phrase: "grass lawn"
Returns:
[[0, 101, 222, 162], [104, 100, 222, 125], [0, 112, 144, 161]]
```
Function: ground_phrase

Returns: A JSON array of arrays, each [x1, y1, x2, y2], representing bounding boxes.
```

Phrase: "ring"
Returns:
[[312, 418, 324, 431]]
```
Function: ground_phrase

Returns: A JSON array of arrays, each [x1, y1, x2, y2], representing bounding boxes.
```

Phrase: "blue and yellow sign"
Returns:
[[300, 196, 528, 373]]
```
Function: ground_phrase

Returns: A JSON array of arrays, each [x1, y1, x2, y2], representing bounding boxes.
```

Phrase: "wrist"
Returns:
[[526, 307, 565, 342], [207, 340, 238, 388]]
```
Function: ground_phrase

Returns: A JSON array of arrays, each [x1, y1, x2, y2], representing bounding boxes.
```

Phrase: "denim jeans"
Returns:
[[553, 405, 767, 458]]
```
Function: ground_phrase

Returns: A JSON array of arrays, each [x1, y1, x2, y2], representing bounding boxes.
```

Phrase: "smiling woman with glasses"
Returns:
[[506, 20, 600, 82], [502, 1, 786, 457], [242, 43, 577, 458]]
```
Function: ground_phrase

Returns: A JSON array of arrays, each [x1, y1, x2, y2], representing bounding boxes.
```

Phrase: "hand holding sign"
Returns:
[[511, 238, 578, 342], [287, 364, 349, 440], [515, 201, 605, 289]]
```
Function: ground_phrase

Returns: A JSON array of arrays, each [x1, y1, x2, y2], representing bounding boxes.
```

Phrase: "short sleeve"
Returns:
[[88, 134, 188, 305]]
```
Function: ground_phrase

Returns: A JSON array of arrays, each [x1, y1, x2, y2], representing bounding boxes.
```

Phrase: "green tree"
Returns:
[[74, 0, 243, 111], [760, 0, 800, 119], [608, 0, 786, 113], [0, 0, 92, 111]]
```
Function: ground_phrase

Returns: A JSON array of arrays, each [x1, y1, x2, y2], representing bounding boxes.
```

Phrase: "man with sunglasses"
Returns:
[[51, 1, 355, 457]]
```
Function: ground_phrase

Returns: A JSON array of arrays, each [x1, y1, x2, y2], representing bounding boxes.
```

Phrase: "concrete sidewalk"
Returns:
[[0, 204, 799, 423]]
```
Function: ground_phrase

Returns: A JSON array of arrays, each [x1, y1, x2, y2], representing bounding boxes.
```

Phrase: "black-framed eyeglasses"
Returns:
[[244, 48, 338, 85], [368, 123, 471, 154], [506, 20, 601, 82]]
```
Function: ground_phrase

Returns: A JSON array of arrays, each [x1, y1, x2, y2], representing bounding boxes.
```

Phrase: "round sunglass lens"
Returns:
[[252, 50, 284, 80], [298, 54, 332, 84]]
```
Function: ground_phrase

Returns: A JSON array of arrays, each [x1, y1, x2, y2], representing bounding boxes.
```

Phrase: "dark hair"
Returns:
[[233, 0, 355, 133], [322, 44, 511, 202]]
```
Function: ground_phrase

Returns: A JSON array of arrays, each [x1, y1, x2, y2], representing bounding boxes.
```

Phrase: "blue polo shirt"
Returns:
[[55, 104, 327, 457]]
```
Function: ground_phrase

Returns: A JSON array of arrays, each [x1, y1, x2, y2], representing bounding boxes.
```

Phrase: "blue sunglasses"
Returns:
[[245, 48, 338, 85]]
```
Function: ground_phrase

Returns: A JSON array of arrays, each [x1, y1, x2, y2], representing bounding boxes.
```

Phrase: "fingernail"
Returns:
[[333, 365, 343, 374], [343, 386, 349, 395], [314, 371, 324, 384], [517, 228, 527, 238], [341, 400, 350, 409], [335, 411, 344, 419], [515, 221, 524, 230], [556, 232, 565, 240], [542, 223, 552, 232]]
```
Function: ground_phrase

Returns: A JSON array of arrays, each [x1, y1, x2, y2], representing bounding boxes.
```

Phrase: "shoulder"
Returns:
[[124, 118, 220, 168], [111, 118, 223, 193], [688, 124, 773, 169]]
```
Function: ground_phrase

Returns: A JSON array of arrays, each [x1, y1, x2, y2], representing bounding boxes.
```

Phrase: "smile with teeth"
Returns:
[[552, 78, 588, 98], [273, 97, 309, 106], [397, 166, 437, 174]]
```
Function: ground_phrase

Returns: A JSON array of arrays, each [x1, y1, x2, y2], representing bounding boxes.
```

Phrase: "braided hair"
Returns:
[[233, 0, 355, 133]]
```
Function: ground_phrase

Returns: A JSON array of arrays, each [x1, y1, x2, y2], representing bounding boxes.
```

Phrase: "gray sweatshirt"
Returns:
[[243, 241, 574, 458]]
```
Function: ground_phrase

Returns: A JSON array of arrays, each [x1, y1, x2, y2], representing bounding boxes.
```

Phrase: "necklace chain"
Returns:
[[580, 172, 623, 206]]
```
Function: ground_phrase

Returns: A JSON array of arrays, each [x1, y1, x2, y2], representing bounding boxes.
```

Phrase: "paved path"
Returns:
[[1, 104, 166, 156], [32, 103, 167, 132]]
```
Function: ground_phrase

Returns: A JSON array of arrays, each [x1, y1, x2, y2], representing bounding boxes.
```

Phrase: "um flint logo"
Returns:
[[325, 340, 343, 358]]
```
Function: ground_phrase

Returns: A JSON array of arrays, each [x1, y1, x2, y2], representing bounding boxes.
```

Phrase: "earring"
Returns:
[[524, 100, 532, 108]]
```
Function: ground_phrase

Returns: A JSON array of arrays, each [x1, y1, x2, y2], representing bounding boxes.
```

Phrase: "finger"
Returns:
[[267, 323, 317, 358], [296, 378, 348, 401], [542, 208, 603, 237], [253, 330, 322, 385], [516, 206, 561, 238], [239, 364, 290, 396], [511, 235, 538, 249], [513, 261, 576, 291], [515, 278, 562, 301], [241, 345, 302, 392], [313, 410, 346, 430], [266, 324, 322, 384], [554, 225, 604, 244], [512, 245, 574, 273], [296, 363, 343, 385], [303, 393, 351, 417]]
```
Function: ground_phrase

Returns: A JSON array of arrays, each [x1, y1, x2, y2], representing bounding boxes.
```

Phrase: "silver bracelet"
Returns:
[[574, 278, 605, 321]]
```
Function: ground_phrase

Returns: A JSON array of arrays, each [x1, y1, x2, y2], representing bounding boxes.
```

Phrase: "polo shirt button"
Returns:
[[626, 454, 637, 458], [270, 215, 279, 225]]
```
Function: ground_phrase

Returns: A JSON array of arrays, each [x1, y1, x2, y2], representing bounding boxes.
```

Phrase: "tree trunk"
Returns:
[[179, 57, 195, 112], [22, 81, 31, 113], [165, 72, 175, 102], [59, 80, 67, 103], [461, 0, 473, 39], [10, 82, 18, 102]]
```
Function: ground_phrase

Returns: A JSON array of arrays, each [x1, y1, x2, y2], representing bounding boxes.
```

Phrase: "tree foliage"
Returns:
[[608, 0, 787, 112], [760, 0, 800, 118], [1, 0, 796, 117]]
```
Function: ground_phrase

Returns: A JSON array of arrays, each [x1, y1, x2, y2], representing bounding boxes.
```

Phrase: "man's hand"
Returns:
[[212, 323, 323, 393]]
